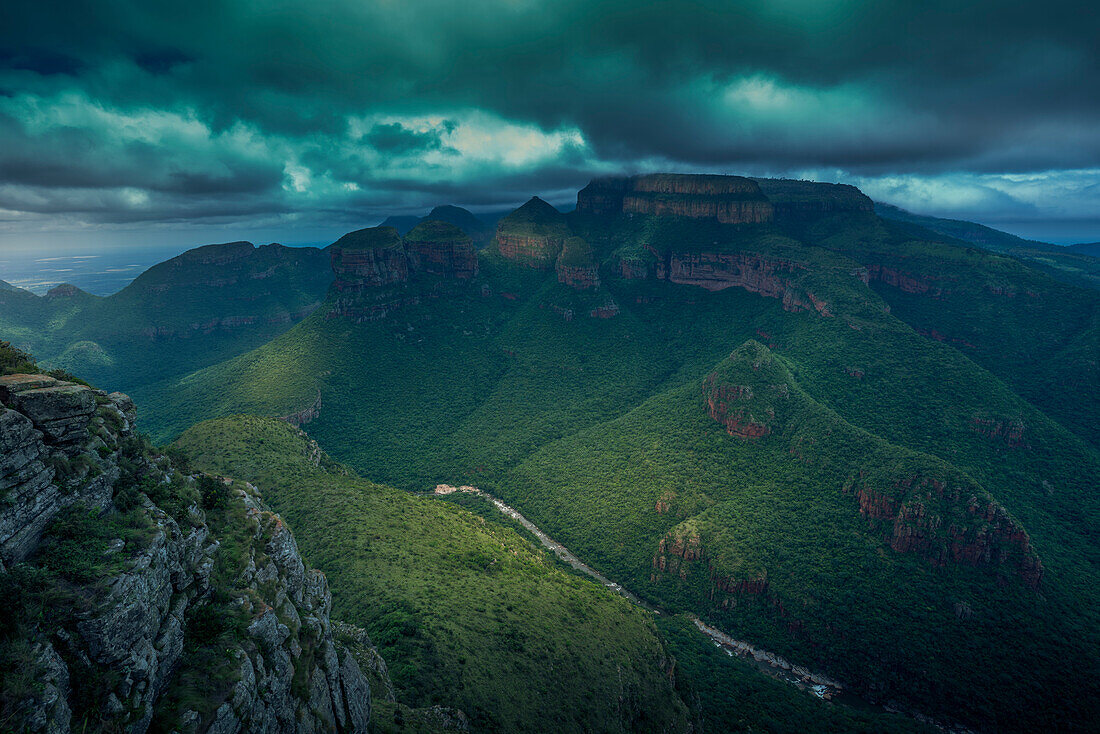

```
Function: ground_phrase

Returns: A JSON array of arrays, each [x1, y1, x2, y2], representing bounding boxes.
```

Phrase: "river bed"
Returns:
[[429, 483, 970, 732]]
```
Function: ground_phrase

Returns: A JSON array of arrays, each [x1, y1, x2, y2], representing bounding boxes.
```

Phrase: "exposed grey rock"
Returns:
[[2, 376, 96, 451], [0, 404, 113, 567], [0, 375, 372, 734], [340, 650, 372, 730], [107, 391, 137, 428], [16, 642, 72, 734]]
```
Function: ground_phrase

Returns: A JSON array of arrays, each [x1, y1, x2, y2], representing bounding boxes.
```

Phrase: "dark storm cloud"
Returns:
[[365, 122, 456, 155], [0, 0, 1098, 232]]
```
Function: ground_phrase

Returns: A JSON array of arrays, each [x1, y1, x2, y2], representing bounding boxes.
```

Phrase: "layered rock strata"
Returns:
[[405, 221, 479, 279], [492, 197, 569, 268], [328, 223, 481, 321], [855, 476, 1043, 587], [577, 174, 774, 224], [555, 237, 601, 291], [0, 372, 373, 733]]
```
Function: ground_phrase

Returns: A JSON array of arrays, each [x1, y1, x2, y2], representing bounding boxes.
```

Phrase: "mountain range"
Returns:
[[1, 173, 1097, 733]]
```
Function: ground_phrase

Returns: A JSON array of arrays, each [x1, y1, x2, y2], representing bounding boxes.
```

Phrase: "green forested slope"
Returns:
[[175, 414, 935, 734], [175, 416, 693, 733], [0, 242, 332, 405], [6, 177, 1097, 731]]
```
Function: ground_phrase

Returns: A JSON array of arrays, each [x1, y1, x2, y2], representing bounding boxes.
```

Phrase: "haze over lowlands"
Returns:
[[0, 3, 1098, 733]]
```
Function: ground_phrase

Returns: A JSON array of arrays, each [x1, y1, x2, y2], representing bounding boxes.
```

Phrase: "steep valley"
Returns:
[[2, 174, 1098, 732]]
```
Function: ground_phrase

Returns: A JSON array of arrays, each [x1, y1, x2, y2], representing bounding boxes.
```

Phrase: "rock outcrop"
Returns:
[[854, 475, 1043, 587], [405, 221, 479, 280], [866, 263, 943, 296], [651, 522, 770, 610], [555, 237, 601, 290], [0, 374, 124, 567], [702, 368, 776, 439], [970, 415, 1029, 448], [0, 370, 372, 733], [327, 224, 481, 322], [751, 178, 874, 220], [331, 227, 410, 290], [617, 246, 837, 316], [577, 174, 774, 224], [492, 197, 569, 268]]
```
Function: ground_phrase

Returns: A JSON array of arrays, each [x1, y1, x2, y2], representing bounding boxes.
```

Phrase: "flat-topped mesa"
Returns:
[[405, 220, 479, 279], [556, 237, 600, 290], [577, 174, 774, 224], [330, 226, 409, 290], [493, 197, 569, 268], [752, 178, 874, 220]]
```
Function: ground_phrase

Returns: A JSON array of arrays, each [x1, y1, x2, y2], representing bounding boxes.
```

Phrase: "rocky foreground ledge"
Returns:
[[0, 372, 373, 733]]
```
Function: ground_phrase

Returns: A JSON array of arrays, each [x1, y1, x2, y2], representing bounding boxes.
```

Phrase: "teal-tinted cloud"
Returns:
[[0, 0, 1097, 238]]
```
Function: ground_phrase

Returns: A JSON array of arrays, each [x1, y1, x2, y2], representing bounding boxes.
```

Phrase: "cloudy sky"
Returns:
[[1, 0, 1099, 249]]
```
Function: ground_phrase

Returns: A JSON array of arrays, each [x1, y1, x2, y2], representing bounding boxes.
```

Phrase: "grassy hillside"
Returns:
[[175, 416, 692, 733], [799, 211, 1100, 446], [501, 340, 1098, 730], [0, 242, 332, 405], [9, 177, 1096, 731], [875, 203, 1100, 290], [175, 414, 934, 734]]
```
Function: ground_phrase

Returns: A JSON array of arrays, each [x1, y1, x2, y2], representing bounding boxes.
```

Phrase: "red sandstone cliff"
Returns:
[[652, 250, 834, 316], [854, 476, 1043, 587], [405, 220, 479, 279], [701, 373, 772, 439], [493, 197, 569, 269], [326, 224, 480, 322], [577, 174, 774, 224], [556, 237, 601, 290], [330, 227, 409, 290]]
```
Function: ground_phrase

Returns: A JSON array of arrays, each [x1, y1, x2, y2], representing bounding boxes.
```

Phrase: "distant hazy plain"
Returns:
[[0, 241, 330, 296]]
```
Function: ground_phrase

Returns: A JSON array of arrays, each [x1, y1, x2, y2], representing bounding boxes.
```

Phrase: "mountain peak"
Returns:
[[426, 204, 482, 228], [175, 241, 255, 266], [514, 196, 562, 219], [45, 283, 89, 298], [406, 219, 471, 243], [332, 226, 403, 251]]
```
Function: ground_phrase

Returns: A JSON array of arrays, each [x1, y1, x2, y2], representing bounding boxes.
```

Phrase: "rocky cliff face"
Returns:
[[0, 371, 372, 733], [0, 373, 124, 567], [330, 227, 410, 290], [578, 174, 774, 224], [492, 197, 569, 268], [751, 179, 874, 221], [654, 250, 836, 316], [651, 524, 770, 609], [327, 224, 481, 322], [866, 263, 943, 296], [701, 376, 772, 439], [854, 475, 1043, 587], [405, 221, 479, 280], [555, 237, 601, 291], [496, 233, 564, 267]]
